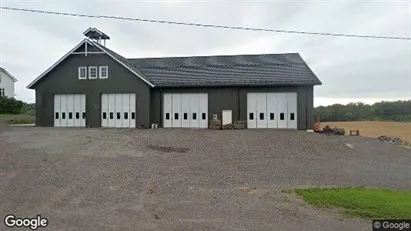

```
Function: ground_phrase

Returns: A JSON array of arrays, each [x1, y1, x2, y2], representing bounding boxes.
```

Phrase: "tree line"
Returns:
[[0, 96, 35, 115], [314, 100, 411, 122]]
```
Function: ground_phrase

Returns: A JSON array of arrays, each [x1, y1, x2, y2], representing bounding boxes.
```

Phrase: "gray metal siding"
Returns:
[[34, 53, 151, 128], [306, 86, 314, 129], [150, 86, 312, 130]]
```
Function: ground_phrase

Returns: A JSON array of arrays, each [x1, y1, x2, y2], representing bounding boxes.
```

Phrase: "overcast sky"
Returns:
[[1, 0, 410, 106]]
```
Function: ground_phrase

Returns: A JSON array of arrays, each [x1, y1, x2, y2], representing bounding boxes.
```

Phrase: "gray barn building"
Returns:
[[27, 28, 322, 129]]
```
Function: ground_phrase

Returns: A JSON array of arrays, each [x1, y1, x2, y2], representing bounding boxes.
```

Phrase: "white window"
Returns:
[[88, 66, 98, 79], [0, 88, 5, 96], [78, 67, 87, 79], [99, 66, 108, 79]]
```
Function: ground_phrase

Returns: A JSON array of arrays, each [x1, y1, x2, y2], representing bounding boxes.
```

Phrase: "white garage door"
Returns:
[[54, 94, 86, 127], [163, 93, 208, 128], [247, 92, 297, 129], [101, 93, 136, 128]]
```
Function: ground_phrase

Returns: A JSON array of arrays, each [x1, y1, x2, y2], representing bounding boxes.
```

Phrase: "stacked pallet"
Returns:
[[209, 119, 221, 130]]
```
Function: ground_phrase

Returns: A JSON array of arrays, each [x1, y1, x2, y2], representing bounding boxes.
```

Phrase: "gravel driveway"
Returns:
[[1, 122, 410, 231]]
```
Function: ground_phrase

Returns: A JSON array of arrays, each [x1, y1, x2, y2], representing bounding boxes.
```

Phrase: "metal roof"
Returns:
[[27, 37, 322, 89], [127, 53, 322, 87], [92, 42, 154, 86]]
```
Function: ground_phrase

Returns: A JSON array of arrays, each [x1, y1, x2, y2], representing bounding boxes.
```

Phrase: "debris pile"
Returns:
[[222, 121, 246, 130], [319, 125, 345, 135], [233, 120, 246, 129], [313, 119, 345, 136], [222, 123, 234, 130], [377, 136, 403, 144]]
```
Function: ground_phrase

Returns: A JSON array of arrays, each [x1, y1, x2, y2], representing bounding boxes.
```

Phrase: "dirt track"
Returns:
[[1, 124, 410, 231]]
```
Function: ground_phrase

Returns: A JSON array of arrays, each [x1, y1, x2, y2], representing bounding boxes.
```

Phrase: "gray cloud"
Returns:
[[1, 0, 410, 105]]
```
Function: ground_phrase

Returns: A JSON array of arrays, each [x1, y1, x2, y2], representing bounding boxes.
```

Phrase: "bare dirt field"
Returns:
[[1, 121, 410, 231], [322, 121, 411, 142]]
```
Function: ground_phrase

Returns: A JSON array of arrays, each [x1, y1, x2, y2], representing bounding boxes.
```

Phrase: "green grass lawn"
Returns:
[[294, 187, 411, 219], [7, 119, 35, 124], [0, 114, 35, 124]]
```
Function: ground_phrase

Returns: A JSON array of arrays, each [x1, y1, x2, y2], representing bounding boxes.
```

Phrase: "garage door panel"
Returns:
[[163, 94, 172, 128], [199, 94, 208, 128], [54, 95, 61, 127], [267, 93, 278, 128], [164, 93, 207, 128], [181, 94, 190, 128], [101, 93, 135, 128], [130, 94, 136, 128], [256, 93, 267, 128], [248, 92, 296, 129], [287, 92, 297, 129], [115, 94, 122, 128], [101, 94, 108, 127], [67, 95, 74, 127], [122, 94, 130, 128], [277, 93, 288, 128], [81, 95, 86, 127], [74, 95, 81, 127], [54, 94, 85, 127], [60, 95, 67, 127], [172, 94, 182, 128], [189, 94, 199, 128], [108, 94, 115, 127], [247, 93, 257, 128]]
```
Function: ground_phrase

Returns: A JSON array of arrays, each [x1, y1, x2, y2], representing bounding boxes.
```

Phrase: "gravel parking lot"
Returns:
[[1, 121, 410, 231]]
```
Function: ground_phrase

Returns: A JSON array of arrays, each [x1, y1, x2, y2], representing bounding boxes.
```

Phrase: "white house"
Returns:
[[0, 67, 18, 98]]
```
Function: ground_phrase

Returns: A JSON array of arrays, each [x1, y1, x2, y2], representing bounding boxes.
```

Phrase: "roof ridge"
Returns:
[[127, 52, 300, 60], [133, 63, 303, 69]]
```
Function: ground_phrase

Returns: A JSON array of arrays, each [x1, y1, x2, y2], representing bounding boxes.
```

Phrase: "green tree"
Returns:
[[314, 100, 411, 122]]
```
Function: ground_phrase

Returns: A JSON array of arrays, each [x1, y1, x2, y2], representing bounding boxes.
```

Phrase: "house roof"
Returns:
[[0, 67, 18, 82], [127, 53, 322, 87]]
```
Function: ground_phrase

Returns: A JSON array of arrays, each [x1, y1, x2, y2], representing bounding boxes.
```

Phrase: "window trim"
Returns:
[[99, 66, 108, 79], [78, 67, 87, 80], [88, 66, 98, 79]]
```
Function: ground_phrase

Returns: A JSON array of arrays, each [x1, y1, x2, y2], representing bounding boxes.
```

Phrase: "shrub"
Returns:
[[0, 96, 24, 114]]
